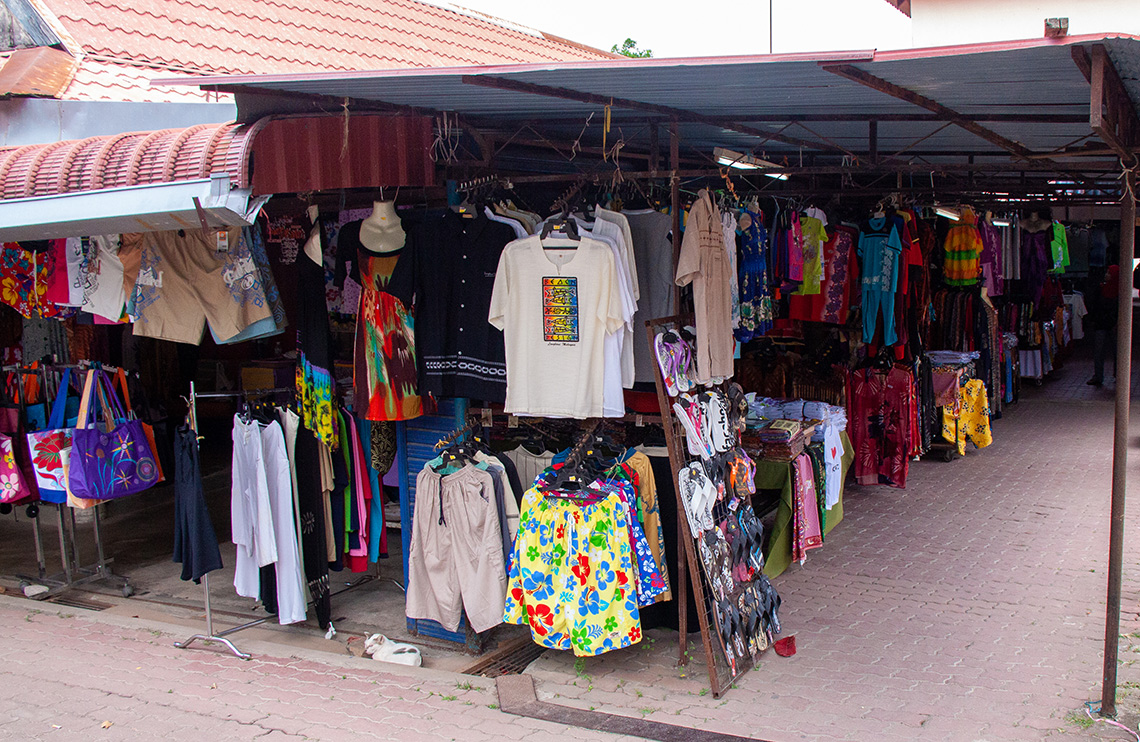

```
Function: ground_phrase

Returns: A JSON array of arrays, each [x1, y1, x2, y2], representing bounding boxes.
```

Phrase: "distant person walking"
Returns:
[[1087, 263, 1119, 386]]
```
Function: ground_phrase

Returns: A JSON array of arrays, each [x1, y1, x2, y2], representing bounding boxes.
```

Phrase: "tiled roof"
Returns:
[[63, 59, 215, 102], [36, 0, 614, 102], [0, 122, 252, 199]]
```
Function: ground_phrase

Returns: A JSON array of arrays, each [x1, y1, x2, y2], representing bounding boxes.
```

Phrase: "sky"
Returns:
[[452, 0, 913, 57]]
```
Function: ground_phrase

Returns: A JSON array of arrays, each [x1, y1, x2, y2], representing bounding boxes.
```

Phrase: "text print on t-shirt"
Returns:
[[542, 276, 579, 343]]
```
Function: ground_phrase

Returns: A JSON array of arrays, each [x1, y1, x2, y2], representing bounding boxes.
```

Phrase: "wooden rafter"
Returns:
[[459, 75, 853, 157], [1071, 45, 1140, 165], [821, 64, 1048, 163]]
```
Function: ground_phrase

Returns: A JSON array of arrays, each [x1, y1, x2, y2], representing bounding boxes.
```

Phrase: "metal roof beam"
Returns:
[[1071, 45, 1140, 165], [821, 64, 1046, 163], [459, 74, 853, 156], [721, 113, 1090, 124]]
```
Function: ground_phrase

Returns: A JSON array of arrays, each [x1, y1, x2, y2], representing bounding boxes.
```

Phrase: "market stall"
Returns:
[[0, 33, 1137, 702]]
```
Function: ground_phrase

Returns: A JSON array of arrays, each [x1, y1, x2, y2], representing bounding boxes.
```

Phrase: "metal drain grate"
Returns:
[[47, 594, 114, 611], [463, 639, 548, 678]]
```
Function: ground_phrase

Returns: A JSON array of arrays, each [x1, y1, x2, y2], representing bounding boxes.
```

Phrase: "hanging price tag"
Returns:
[[215, 230, 229, 253], [508, 415, 518, 428]]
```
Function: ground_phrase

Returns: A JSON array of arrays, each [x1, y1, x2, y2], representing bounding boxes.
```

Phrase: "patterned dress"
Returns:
[[354, 248, 421, 421], [735, 210, 774, 342]]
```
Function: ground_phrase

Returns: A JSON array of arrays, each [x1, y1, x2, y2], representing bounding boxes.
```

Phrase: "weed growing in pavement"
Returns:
[[639, 707, 657, 717], [487, 704, 499, 710], [456, 681, 484, 692], [698, 687, 709, 697], [24, 609, 43, 622], [440, 694, 457, 701], [635, 689, 643, 698], [574, 657, 589, 679], [1064, 710, 1093, 729]]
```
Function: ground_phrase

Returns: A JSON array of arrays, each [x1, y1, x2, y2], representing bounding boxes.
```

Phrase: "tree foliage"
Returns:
[[611, 38, 652, 58]]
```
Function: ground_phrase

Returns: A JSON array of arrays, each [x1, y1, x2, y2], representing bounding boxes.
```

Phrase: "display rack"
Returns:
[[4, 364, 132, 599], [174, 382, 377, 659], [646, 314, 761, 698]]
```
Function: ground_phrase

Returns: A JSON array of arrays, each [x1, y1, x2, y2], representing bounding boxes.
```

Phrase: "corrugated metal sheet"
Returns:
[[0, 46, 78, 97], [248, 114, 436, 195], [154, 33, 1140, 161]]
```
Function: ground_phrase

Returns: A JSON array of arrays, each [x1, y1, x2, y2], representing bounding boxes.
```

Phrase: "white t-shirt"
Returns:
[[582, 216, 637, 390], [82, 235, 127, 322], [259, 420, 307, 625], [489, 235, 623, 418], [231, 416, 277, 600], [571, 223, 635, 416]]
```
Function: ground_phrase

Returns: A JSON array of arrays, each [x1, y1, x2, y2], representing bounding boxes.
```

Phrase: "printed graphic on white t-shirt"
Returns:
[[542, 276, 579, 343]]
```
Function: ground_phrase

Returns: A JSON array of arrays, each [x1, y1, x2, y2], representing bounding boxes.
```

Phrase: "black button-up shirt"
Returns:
[[389, 212, 515, 403]]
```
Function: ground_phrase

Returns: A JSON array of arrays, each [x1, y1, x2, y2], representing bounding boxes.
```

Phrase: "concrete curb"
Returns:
[[496, 674, 767, 742]]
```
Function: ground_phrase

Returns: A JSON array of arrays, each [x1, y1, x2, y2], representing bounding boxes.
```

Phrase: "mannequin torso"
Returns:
[[359, 201, 405, 253]]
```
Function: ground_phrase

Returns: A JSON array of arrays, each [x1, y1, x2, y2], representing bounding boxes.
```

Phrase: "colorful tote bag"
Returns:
[[113, 369, 165, 483], [27, 368, 77, 504], [0, 432, 33, 503], [68, 369, 159, 501]]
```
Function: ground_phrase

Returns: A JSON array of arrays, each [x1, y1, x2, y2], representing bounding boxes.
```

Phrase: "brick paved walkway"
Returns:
[[0, 599, 644, 741], [524, 350, 1140, 741], [3, 347, 1139, 742]]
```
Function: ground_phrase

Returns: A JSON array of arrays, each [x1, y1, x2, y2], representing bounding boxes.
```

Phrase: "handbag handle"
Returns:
[[75, 370, 97, 431], [94, 370, 127, 424], [113, 369, 138, 420], [46, 368, 72, 430]]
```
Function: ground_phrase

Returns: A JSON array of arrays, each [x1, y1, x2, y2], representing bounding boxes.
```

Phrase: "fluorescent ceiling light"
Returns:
[[934, 206, 960, 221], [713, 147, 789, 180], [991, 218, 1012, 227]]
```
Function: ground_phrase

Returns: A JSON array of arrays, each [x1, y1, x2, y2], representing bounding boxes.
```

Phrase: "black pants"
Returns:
[[172, 425, 223, 583], [295, 426, 331, 628], [1093, 326, 1117, 382]]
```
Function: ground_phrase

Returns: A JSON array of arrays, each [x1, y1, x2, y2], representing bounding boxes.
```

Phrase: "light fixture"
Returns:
[[991, 218, 1012, 228], [713, 147, 789, 180], [934, 206, 960, 221]]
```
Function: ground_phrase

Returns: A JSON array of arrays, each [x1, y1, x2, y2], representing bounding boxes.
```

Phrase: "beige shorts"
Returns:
[[405, 465, 507, 633], [131, 228, 271, 345]]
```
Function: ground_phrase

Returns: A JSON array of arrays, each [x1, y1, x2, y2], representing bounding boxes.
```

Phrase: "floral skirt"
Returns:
[[504, 487, 643, 656]]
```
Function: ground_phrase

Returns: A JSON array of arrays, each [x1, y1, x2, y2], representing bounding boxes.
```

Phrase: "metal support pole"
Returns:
[[32, 508, 46, 579], [1101, 170, 1136, 717], [68, 507, 80, 574], [92, 506, 108, 578], [670, 119, 682, 315], [55, 504, 72, 584]]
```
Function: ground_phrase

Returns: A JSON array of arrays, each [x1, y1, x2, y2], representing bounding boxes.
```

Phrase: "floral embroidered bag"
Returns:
[[0, 431, 32, 503], [68, 369, 159, 501], [26, 367, 78, 504]]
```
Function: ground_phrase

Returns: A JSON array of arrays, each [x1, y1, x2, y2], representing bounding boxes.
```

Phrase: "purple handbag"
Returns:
[[67, 369, 159, 501]]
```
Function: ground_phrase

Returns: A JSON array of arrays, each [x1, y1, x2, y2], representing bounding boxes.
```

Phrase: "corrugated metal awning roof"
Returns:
[[153, 33, 1140, 166]]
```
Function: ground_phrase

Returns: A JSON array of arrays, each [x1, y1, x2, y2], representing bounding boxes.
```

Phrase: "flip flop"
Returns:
[[758, 575, 782, 635], [715, 598, 739, 676], [721, 516, 749, 583], [654, 332, 680, 396], [673, 394, 712, 459], [678, 463, 709, 536], [704, 390, 733, 454], [738, 508, 765, 575]]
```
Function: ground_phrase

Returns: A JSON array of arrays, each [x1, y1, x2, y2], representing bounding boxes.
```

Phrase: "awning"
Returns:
[[0, 113, 437, 239], [0, 174, 267, 242]]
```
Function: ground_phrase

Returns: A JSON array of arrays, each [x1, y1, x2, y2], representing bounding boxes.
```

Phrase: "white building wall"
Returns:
[[909, 0, 1140, 48]]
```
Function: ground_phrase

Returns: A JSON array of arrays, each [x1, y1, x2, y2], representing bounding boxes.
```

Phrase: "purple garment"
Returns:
[[1020, 230, 1051, 308], [978, 221, 1003, 296]]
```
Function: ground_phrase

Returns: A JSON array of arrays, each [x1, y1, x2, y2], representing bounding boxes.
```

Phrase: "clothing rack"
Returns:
[[433, 419, 481, 450], [175, 381, 376, 660], [1, 362, 132, 599]]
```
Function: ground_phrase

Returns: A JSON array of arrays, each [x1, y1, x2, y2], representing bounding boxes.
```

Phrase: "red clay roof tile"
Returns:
[[35, 0, 613, 100]]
